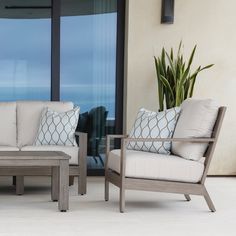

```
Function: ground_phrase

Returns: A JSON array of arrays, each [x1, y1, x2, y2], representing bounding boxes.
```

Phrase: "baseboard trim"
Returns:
[[207, 175, 236, 177], [87, 169, 104, 176]]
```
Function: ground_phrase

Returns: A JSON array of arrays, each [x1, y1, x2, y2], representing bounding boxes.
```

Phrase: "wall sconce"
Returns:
[[161, 0, 175, 24]]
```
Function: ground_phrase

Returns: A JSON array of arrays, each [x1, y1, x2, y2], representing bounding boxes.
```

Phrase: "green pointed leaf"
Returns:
[[160, 75, 174, 100], [170, 48, 174, 61], [187, 45, 197, 70], [200, 64, 214, 71]]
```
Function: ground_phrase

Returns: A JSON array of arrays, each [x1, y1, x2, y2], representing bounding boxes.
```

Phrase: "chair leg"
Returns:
[[78, 163, 87, 195], [105, 179, 109, 201], [119, 186, 125, 213], [12, 176, 16, 186], [78, 131, 87, 195], [184, 194, 191, 201], [69, 176, 74, 186], [16, 176, 24, 195], [203, 187, 216, 212]]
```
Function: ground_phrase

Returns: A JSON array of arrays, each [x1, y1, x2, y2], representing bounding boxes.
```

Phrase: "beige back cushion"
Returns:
[[171, 99, 219, 161], [0, 102, 17, 146], [17, 101, 73, 147]]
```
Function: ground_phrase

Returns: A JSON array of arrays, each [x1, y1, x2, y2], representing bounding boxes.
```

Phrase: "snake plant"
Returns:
[[154, 42, 214, 111]]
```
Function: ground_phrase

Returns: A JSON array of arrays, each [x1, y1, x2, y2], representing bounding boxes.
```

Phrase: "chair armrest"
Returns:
[[75, 132, 88, 146], [106, 135, 214, 160], [105, 135, 214, 174], [75, 132, 87, 194], [75, 131, 87, 138], [123, 137, 215, 143], [105, 134, 128, 171], [107, 134, 129, 139], [75, 132, 87, 167], [75, 132, 87, 152], [106, 134, 128, 153]]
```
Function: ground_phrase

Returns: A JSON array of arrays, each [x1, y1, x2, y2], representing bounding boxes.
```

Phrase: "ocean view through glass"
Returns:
[[61, 12, 117, 119], [0, 1, 117, 119], [0, 3, 51, 101]]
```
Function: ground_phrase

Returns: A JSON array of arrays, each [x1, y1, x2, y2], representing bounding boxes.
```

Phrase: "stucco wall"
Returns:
[[124, 0, 236, 174]]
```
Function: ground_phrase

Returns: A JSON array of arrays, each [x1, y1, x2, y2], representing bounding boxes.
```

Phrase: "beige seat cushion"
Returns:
[[17, 101, 73, 147], [0, 146, 19, 151], [108, 149, 204, 183], [171, 99, 219, 161], [0, 102, 17, 146], [21, 145, 79, 165]]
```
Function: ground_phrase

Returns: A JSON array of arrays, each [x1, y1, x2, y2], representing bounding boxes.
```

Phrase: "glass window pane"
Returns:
[[60, 0, 117, 169], [60, 0, 117, 119], [0, 0, 51, 101]]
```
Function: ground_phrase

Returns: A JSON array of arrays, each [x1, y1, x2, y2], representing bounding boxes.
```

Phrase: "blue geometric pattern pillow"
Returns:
[[34, 107, 80, 146], [127, 107, 181, 154]]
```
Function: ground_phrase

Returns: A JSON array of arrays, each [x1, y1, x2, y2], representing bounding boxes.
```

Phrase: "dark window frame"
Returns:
[[51, 0, 125, 134], [115, 0, 125, 135], [51, 0, 60, 101]]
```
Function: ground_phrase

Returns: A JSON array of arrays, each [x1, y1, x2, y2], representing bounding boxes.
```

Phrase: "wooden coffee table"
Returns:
[[0, 151, 70, 212]]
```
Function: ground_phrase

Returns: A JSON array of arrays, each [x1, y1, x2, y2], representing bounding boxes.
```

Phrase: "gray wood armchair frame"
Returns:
[[105, 107, 226, 213]]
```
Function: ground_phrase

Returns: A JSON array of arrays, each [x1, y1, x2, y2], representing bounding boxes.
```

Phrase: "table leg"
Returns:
[[59, 160, 69, 212], [51, 166, 59, 201], [16, 176, 24, 195]]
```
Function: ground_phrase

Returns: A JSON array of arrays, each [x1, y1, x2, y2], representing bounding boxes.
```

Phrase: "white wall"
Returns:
[[124, 0, 236, 174]]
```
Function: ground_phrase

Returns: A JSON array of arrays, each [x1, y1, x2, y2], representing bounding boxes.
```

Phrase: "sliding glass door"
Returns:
[[60, 0, 118, 170], [0, 0, 124, 172], [60, 5, 117, 119], [0, 0, 51, 100]]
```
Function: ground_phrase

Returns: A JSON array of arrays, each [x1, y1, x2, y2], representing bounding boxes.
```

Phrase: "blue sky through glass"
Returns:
[[61, 13, 117, 118], [0, 12, 117, 118]]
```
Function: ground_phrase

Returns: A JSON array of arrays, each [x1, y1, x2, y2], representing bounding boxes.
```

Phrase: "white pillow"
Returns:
[[171, 98, 219, 161], [34, 107, 80, 146], [127, 107, 181, 154], [0, 102, 17, 146]]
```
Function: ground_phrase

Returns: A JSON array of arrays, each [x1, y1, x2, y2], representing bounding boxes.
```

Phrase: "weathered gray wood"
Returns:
[[16, 176, 24, 195], [76, 132, 87, 195], [119, 139, 126, 213], [120, 187, 125, 213], [0, 151, 71, 211], [105, 136, 111, 201], [107, 170, 121, 187], [184, 194, 191, 201], [0, 159, 60, 167], [0, 151, 70, 160], [59, 160, 69, 212], [124, 137, 215, 143], [51, 167, 59, 201], [108, 170, 204, 195], [107, 134, 128, 139], [0, 133, 88, 196], [201, 107, 226, 184], [105, 107, 226, 212], [125, 178, 204, 195], [105, 180, 109, 201], [202, 186, 216, 212], [0, 166, 80, 176]]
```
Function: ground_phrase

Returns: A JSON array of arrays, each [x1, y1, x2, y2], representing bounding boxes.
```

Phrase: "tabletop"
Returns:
[[0, 151, 71, 160]]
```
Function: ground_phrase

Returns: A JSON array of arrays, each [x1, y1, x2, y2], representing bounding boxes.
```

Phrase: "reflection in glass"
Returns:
[[0, 1, 51, 100], [60, 0, 117, 168], [60, 0, 117, 119]]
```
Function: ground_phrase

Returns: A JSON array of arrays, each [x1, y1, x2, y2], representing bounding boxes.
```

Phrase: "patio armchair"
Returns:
[[105, 106, 226, 213]]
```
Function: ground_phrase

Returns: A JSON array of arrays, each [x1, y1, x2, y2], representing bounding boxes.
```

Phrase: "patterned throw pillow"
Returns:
[[34, 107, 80, 146], [127, 107, 181, 154]]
